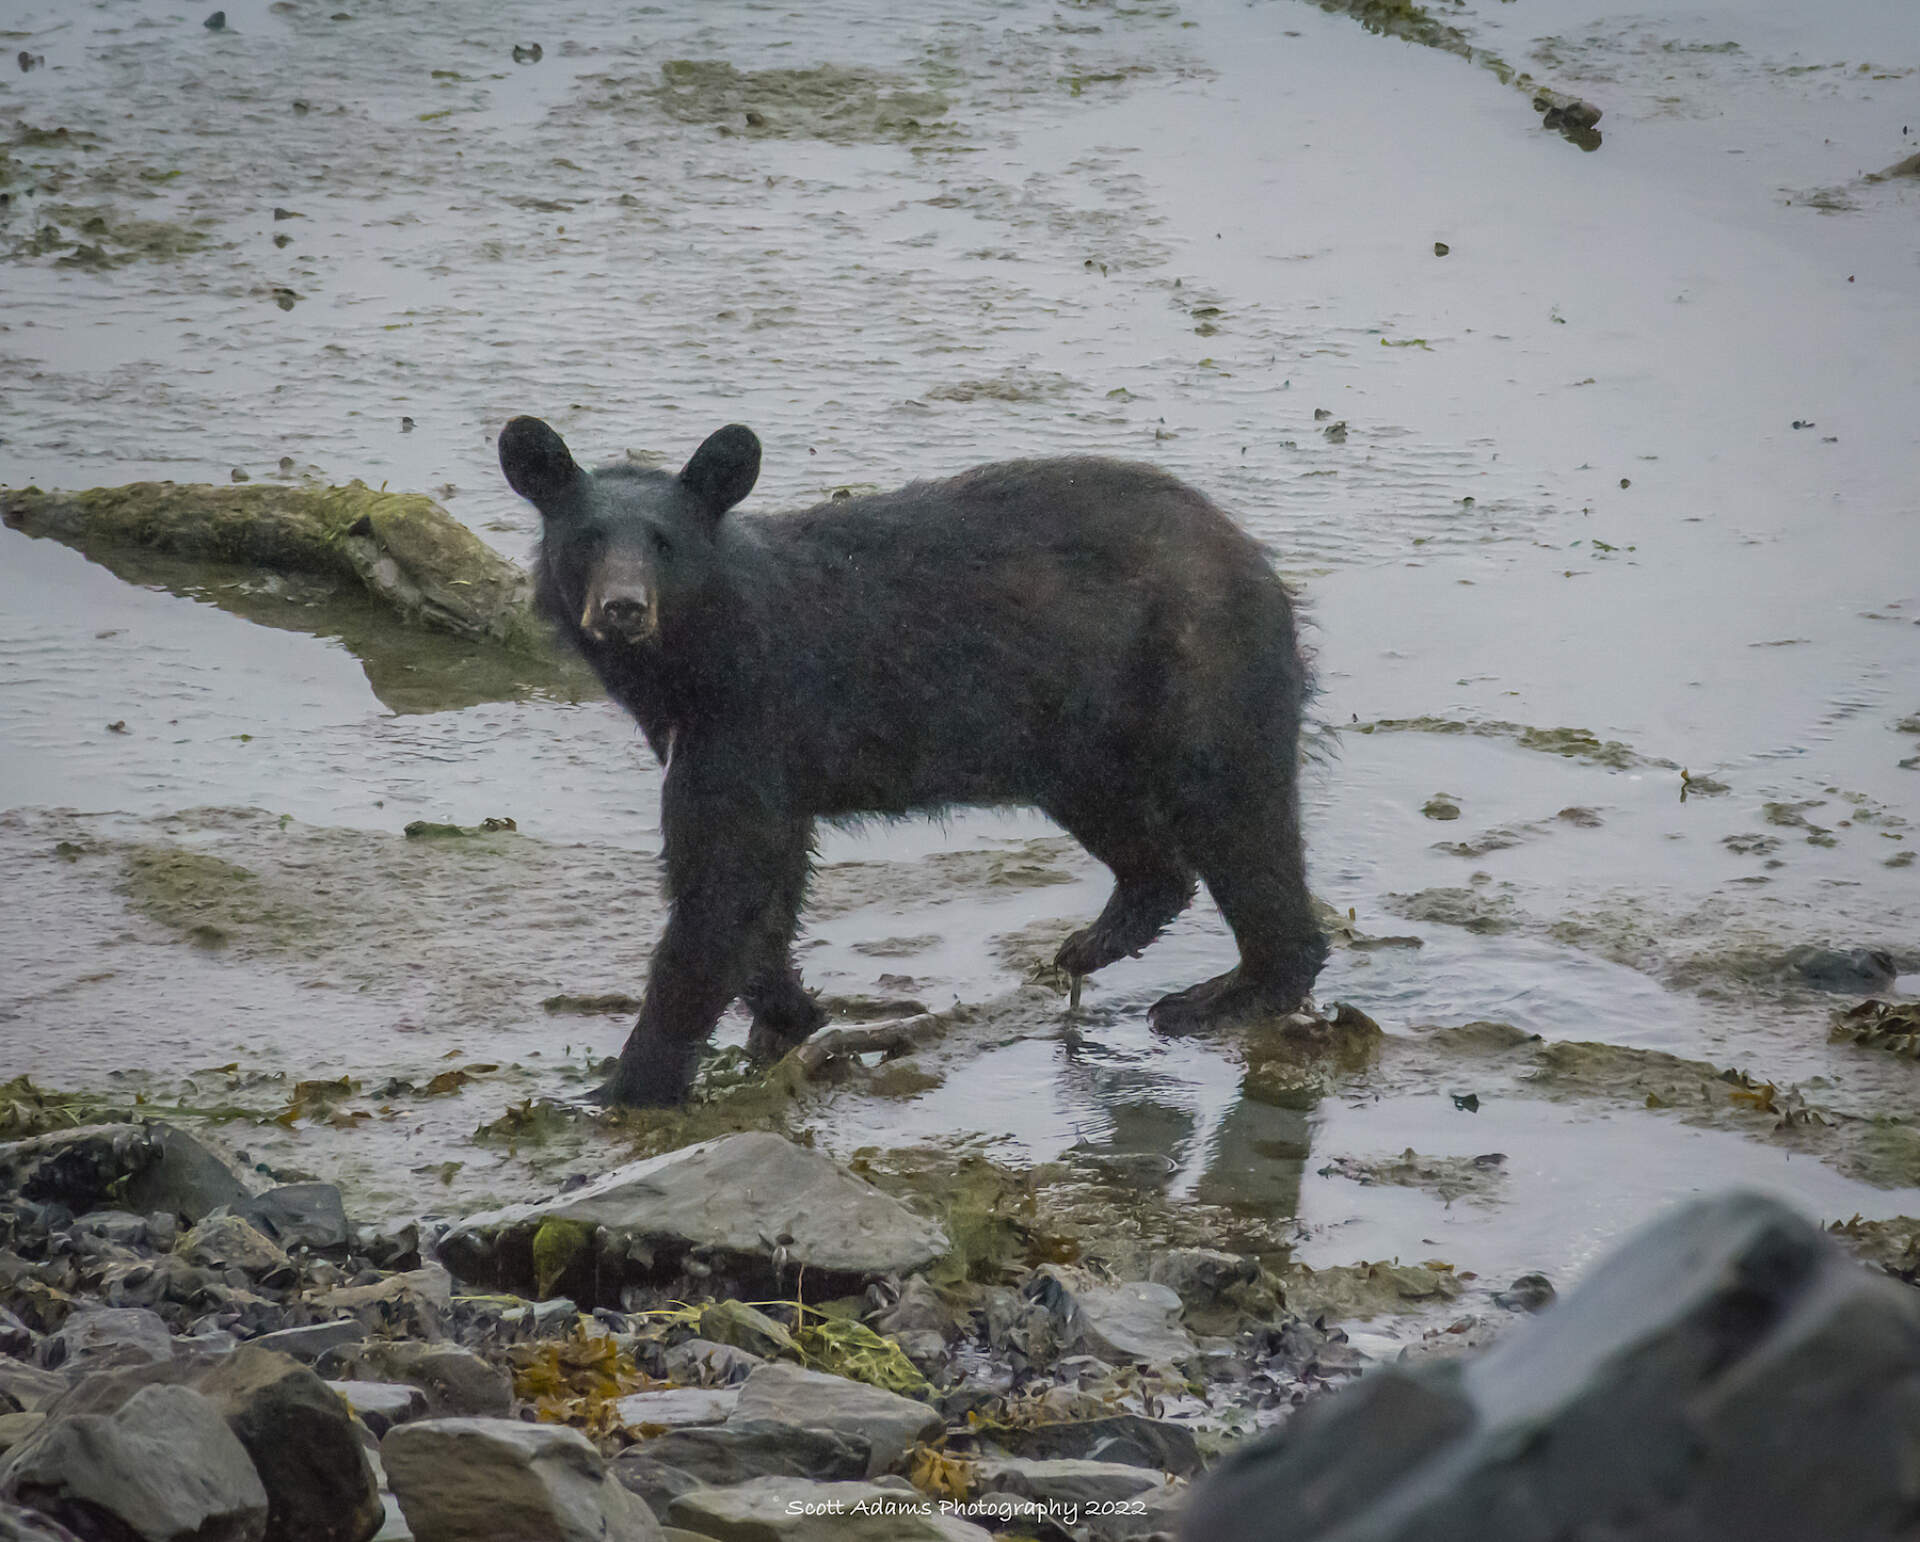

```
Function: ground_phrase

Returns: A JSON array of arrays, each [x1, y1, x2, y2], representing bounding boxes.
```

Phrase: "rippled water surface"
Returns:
[[3, 0, 1917, 1301]]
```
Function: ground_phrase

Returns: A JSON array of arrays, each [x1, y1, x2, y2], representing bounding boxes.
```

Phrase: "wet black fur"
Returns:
[[501, 416, 1327, 1106]]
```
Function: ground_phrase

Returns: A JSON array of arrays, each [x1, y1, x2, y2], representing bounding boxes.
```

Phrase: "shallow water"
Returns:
[[2, 0, 1917, 1304]]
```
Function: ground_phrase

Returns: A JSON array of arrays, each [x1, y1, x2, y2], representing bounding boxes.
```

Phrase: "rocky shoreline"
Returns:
[[0, 1114, 1392, 1542], [4, 1102, 1917, 1542]]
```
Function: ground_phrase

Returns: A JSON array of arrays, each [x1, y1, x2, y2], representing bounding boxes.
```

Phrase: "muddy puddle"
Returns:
[[3, 0, 1917, 1336]]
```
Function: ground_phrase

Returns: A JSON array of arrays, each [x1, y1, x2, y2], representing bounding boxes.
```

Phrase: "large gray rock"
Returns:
[[667, 1476, 992, 1541], [0, 1123, 249, 1227], [1182, 1191, 1920, 1542], [0, 1381, 268, 1541], [729, 1364, 943, 1477], [194, 1346, 383, 1542], [440, 1133, 948, 1294], [382, 1418, 660, 1542]]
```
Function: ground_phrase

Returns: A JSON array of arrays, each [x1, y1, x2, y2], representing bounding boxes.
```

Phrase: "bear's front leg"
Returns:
[[601, 788, 813, 1107]]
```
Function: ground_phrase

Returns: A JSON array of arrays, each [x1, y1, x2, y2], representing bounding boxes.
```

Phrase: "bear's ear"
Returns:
[[499, 416, 581, 509], [680, 424, 760, 520]]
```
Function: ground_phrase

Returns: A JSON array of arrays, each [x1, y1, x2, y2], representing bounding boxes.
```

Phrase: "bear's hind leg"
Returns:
[[1150, 782, 1326, 1035], [1048, 800, 1196, 982]]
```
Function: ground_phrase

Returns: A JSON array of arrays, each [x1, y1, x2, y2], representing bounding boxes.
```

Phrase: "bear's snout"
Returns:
[[579, 562, 655, 644]]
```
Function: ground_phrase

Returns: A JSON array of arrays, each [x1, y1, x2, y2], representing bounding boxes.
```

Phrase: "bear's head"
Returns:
[[500, 416, 760, 649]]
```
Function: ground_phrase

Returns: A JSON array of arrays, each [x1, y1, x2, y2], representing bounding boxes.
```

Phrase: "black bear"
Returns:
[[499, 416, 1327, 1106]]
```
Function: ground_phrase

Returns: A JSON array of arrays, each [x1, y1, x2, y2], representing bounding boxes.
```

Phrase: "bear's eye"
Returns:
[[650, 529, 672, 556]]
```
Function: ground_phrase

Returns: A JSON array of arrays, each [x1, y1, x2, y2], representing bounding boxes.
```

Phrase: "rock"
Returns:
[[1, 483, 540, 652], [0, 1418, 45, 1459], [605, 1452, 701, 1522], [729, 1364, 942, 1476], [180, 1215, 295, 1280], [0, 1124, 247, 1227], [232, 1186, 350, 1254], [1146, 1249, 1260, 1311], [1491, 1272, 1556, 1313], [661, 1338, 764, 1387], [972, 1456, 1163, 1505], [1028, 1271, 1197, 1367], [124, 1126, 253, 1222], [1095, 1480, 1186, 1539], [614, 1420, 869, 1491], [987, 1415, 1202, 1478], [696, 1300, 795, 1358], [0, 1366, 67, 1417], [440, 1133, 948, 1296], [1181, 1191, 1920, 1542], [318, 1266, 451, 1337], [325, 1382, 426, 1439], [1782, 945, 1898, 994], [870, 1277, 958, 1340], [0, 1312, 38, 1361], [382, 1418, 660, 1542], [0, 1382, 269, 1542], [0, 1501, 85, 1542], [245, 1321, 366, 1362], [316, 1342, 509, 1419], [614, 1387, 739, 1430], [39, 1306, 174, 1373], [668, 1476, 992, 1540], [184, 1348, 382, 1542]]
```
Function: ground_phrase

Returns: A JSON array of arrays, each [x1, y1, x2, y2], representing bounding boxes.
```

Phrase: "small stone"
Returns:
[[327, 1381, 427, 1437], [661, 1338, 764, 1387], [246, 1321, 366, 1362], [39, 1306, 174, 1374], [180, 1214, 294, 1279], [972, 1456, 1163, 1506], [318, 1342, 508, 1419], [1492, 1272, 1557, 1313], [614, 1420, 868, 1494], [233, 1184, 350, 1253], [204, 10, 227, 29], [729, 1364, 942, 1476], [1147, 1248, 1260, 1311], [1433, 241, 1450, 256], [613, 1387, 739, 1430], [1422, 794, 1462, 821], [1029, 1270, 1197, 1367]]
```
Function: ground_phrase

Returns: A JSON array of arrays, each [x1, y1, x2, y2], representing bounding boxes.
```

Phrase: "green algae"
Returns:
[[643, 59, 953, 144], [2, 482, 593, 714], [1353, 715, 1659, 769]]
